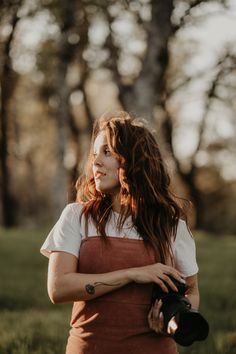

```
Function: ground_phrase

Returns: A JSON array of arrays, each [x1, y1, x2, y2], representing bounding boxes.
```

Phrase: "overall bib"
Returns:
[[66, 236, 178, 354]]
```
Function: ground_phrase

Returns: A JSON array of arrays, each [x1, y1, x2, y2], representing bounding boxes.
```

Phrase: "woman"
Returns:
[[40, 111, 199, 354]]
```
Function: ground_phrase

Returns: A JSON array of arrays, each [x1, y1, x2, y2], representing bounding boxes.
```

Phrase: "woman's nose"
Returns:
[[93, 154, 103, 166]]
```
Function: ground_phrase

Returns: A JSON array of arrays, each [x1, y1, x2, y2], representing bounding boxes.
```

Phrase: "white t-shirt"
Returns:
[[40, 203, 199, 277]]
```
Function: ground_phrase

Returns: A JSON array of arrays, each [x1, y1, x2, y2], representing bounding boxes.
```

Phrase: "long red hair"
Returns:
[[76, 111, 190, 263]]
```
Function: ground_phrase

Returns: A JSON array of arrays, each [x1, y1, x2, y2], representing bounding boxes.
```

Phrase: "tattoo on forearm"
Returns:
[[85, 282, 122, 295]]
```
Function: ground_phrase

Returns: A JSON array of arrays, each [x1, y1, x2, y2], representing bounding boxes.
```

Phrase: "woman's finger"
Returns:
[[154, 278, 169, 292], [159, 312, 164, 331], [148, 307, 155, 330], [160, 274, 178, 292], [148, 306, 153, 323], [165, 268, 186, 283], [150, 300, 165, 333], [152, 299, 162, 319]]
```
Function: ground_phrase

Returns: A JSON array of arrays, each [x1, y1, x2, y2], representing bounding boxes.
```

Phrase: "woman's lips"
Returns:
[[95, 171, 106, 179]]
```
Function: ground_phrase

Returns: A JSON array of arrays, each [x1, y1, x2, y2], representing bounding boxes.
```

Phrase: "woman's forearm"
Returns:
[[186, 293, 200, 310], [185, 274, 200, 310], [48, 269, 132, 304], [48, 252, 186, 304]]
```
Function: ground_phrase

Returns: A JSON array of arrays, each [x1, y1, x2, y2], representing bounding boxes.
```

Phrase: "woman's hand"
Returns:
[[148, 299, 165, 334], [148, 300, 178, 336], [127, 262, 185, 293]]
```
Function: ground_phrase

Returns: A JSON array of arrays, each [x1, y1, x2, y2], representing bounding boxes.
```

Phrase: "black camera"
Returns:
[[152, 277, 209, 346]]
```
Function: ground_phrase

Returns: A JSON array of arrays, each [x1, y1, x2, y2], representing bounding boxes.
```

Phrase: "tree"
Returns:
[[1, 0, 235, 231], [25, 0, 236, 228], [100, 0, 235, 229], [0, 0, 22, 226], [37, 0, 93, 217]]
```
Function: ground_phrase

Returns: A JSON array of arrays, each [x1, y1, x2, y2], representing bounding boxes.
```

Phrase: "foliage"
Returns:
[[0, 227, 235, 353], [1, 0, 236, 229]]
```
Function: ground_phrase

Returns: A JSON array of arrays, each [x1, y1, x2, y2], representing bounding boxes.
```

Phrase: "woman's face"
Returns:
[[92, 132, 120, 195]]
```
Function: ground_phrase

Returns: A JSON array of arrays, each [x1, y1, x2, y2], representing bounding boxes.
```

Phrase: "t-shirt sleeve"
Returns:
[[40, 203, 82, 259], [172, 219, 199, 277]]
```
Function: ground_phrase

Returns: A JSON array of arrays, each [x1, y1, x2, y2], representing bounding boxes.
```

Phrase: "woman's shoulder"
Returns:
[[67, 202, 84, 211], [174, 218, 194, 245], [177, 218, 191, 231], [56, 202, 85, 228], [62, 202, 84, 217], [177, 218, 187, 226]]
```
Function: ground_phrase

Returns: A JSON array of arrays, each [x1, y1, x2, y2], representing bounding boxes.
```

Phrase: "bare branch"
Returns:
[[173, 0, 229, 32], [190, 52, 230, 163], [104, 19, 124, 93]]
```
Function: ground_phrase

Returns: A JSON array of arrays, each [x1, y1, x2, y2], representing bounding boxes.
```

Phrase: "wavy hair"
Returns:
[[76, 111, 190, 263]]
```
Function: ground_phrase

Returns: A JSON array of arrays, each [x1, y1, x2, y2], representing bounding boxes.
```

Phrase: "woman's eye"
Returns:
[[104, 149, 111, 155]]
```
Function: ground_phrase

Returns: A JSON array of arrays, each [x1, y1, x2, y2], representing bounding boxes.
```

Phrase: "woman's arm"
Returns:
[[47, 251, 130, 303], [47, 251, 186, 304], [185, 273, 200, 310]]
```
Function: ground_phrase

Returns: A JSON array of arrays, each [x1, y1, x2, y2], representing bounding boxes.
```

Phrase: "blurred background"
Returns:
[[1, 0, 236, 232], [0, 0, 236, 353]]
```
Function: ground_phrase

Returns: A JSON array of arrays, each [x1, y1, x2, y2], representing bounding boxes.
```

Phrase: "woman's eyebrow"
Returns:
[[93, 144, 109, 152]]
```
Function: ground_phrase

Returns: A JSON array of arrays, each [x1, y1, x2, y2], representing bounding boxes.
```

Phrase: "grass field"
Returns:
[[0, 227, 236, 354]]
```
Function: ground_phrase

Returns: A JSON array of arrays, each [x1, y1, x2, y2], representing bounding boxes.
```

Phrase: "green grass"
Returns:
[[0, 227, 235, 354], [0, 227, 71, 354], [179, 232, 236, 354]]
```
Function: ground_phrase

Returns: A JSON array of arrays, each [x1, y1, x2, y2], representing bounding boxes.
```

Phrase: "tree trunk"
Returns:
[[0, 77, 15, 226], [52, 0, 81, 218], [0, 6, 21, 226], [120, 0, 174, 123]]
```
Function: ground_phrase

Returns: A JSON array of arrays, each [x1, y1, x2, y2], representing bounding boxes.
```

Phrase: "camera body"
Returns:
[[152, 277, 209, 346]]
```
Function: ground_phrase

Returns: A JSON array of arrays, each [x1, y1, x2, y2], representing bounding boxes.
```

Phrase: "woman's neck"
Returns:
[[111, 193, 122, 213], [111, 194, 131, 216]]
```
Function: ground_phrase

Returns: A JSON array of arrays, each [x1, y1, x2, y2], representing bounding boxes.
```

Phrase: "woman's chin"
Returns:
[[95, 185, 120, 196]]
